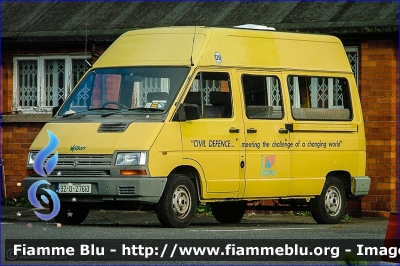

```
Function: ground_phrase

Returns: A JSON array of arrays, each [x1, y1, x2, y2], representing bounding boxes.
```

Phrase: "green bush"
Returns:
[[3, 191, 32, 208], [196, 203, 212, 215]]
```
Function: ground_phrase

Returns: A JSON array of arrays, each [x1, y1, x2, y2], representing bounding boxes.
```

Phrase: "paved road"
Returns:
[[1, 207, 390, 265], [1, 209, 388, 239]]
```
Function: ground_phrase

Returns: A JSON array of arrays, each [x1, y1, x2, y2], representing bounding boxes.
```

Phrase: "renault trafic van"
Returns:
[[25, 26, 370, 227]]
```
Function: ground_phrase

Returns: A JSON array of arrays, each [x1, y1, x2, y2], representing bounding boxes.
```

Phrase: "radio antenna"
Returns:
[[189, 26, 197, 67], [84, 0, 91, 67]]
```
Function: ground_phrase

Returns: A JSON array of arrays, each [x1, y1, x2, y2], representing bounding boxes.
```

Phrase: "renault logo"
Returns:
[[72, 160, 79, 167]]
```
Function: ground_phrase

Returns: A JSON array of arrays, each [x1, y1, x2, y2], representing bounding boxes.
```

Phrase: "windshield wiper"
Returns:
[[86, 107, 125, 117], [128, 107, 165, 112], [60, 107, 121, 118], [100, 110, 125, 117], [101, 107, 165, 117], [88, 107, 120, 111]]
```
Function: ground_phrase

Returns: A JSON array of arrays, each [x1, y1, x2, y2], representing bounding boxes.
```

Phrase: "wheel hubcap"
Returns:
[[324, 186, 341, 216], [172, 185, 191, 219]]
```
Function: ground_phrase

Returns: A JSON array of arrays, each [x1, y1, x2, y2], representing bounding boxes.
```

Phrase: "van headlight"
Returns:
[[27, 152, 38, 165], [115, 152, 147, 166]]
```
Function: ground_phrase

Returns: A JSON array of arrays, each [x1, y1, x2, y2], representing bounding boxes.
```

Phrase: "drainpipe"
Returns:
[[2, 159, 5, 200], [91, 43, 101, 62]]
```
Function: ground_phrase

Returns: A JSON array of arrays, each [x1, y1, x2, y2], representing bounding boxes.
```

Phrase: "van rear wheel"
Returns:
[[210, 201, 247, 223], [155, 174, 197, 228], [310, 177, 346, 224]]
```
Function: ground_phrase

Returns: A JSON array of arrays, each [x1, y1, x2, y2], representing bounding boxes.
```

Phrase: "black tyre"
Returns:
[[155, 174, 197, 228], [51, 202, 90, 225], [210, 201, 247, 223], [310, 177, 346, 224]]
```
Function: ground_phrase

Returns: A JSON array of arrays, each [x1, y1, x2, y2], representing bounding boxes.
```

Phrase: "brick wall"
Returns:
[[1, 44, 109, 198], [360, 38, 398, 217], [2, 123, 44, 198], [2, 49, 14, 114]]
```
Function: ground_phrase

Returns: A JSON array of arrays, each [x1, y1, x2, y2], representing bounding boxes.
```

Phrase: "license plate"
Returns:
[[58, 183, 91, 194]]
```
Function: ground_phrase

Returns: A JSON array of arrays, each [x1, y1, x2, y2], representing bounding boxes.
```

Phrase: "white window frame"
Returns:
[[266, 76, 282, 110], [13, 55, 89, 113], [290, 76, 301, 108]]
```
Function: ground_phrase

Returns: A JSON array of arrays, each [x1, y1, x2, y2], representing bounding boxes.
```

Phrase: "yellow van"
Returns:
[[25, 26, 370, 227]]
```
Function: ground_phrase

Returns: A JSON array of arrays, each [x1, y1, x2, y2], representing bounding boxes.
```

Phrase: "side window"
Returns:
[[184, 72, 232, 118], [288, 76, 352, 120], [242, 75, 283, 119]]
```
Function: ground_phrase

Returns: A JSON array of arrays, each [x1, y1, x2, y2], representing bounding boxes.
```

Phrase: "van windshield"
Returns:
[[58, 67, 189, 116]]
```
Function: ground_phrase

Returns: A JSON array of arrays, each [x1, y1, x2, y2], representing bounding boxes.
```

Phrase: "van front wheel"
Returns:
[[210, 201, 247, 223], [310, 177, 346, 224], [51, 202, 89, 225], [156, 174, 197, 228]]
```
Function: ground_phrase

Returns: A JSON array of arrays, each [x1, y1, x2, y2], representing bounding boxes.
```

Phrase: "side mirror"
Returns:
[[185, 104, 200, 120], [173, 104, 200, 121]]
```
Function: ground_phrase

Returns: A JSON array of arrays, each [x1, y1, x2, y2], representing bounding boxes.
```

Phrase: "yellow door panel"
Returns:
[[180, 70, 245, 198], [181, 119, 244, 195], [243, 121, 291, 198], [240, 73, 290, 198], [283, 73, 366, 196]]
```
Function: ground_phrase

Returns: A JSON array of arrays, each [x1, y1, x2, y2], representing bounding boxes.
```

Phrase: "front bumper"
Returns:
[[24, 176, 167, 204]]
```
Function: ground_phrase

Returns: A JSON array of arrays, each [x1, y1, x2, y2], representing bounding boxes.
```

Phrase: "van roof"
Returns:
[[94, 26, 352, 73]]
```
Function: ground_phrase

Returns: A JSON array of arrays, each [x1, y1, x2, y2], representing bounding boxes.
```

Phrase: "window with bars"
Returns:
[[13, 56, 90, 113], [288, 76, 352, 120], [184, 72, 233, 118], [241, 74, 283, 119], [345, 46, 359, 85]]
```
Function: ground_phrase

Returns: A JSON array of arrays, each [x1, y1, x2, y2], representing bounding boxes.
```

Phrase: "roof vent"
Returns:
[[234, 24, 276, 31]]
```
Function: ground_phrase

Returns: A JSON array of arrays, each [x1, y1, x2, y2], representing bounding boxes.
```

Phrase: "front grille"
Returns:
[[33, 154, 113, 178], [56, 154, 112, 166], [48, 170, 110, 177], [118, 186, 136, 195]]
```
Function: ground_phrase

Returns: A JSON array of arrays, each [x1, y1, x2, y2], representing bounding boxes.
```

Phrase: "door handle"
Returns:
[[279, 123, 293, 134], [247, 128, 257, 133], [229, 127, 240, 133]]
